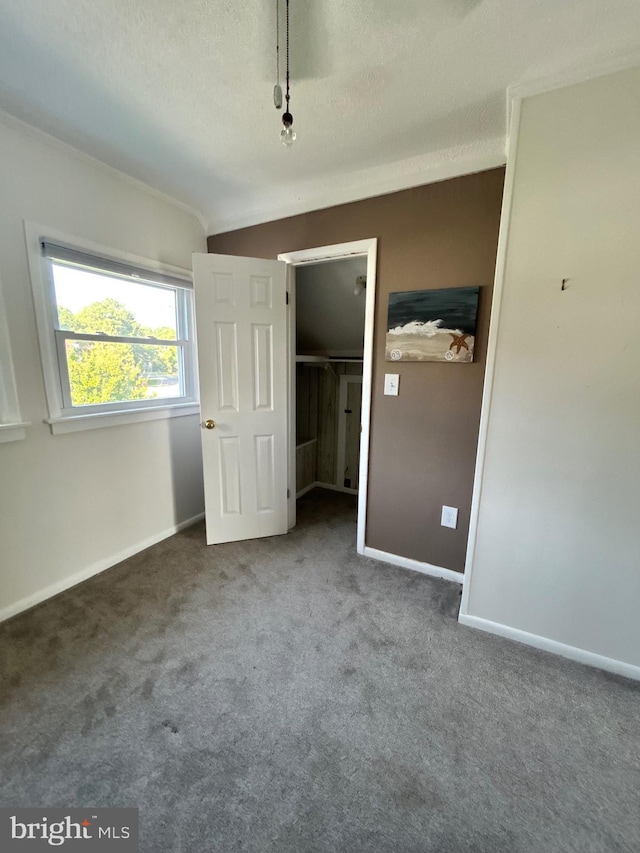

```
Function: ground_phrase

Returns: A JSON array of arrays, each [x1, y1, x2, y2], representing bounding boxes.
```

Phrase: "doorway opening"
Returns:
[[279, 239, 378, 554], [295, 256, 366, 495]]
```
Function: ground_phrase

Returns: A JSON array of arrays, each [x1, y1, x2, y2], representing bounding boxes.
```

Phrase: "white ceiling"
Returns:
[[0, 1, 639, 234]]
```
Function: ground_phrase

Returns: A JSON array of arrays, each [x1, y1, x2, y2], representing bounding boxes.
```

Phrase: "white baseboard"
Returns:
[[458, 613, 640, 682], [295, 482, 317, 499], [296, 481, 358, 499], [316, 482, 358, 496], [363, 546, 464, 584], [0, 512, 205, 625]]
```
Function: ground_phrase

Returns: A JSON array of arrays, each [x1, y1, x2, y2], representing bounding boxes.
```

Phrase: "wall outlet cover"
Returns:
[[441, 505, 458, 529]]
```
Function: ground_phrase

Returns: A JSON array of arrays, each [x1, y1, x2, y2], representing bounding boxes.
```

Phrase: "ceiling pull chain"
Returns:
[[274, 0, 283, 109], [280, 0, 296, 146]]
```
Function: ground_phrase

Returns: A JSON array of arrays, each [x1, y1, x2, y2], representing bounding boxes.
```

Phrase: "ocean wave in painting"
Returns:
[[387, 319, 463, 338]]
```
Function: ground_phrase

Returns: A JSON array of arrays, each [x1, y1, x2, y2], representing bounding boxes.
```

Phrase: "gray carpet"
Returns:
[[1, 488, 639, 852]]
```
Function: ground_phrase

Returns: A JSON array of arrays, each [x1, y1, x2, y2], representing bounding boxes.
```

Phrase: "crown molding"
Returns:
[[0, 107, 208, 232], [207, 137, 506, 235]]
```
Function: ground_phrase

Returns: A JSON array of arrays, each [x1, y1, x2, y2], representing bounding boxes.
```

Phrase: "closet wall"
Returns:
[[296, 361, 363, 494]]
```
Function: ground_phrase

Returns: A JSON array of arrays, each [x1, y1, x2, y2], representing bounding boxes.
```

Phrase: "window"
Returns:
[[26, 224, 198, 433]]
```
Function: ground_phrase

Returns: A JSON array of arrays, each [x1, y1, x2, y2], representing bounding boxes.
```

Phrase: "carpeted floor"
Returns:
[[1, 488, 638, 852]]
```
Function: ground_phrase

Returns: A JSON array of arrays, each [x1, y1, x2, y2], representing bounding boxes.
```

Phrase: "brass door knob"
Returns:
[[203, 419, 216, 430]]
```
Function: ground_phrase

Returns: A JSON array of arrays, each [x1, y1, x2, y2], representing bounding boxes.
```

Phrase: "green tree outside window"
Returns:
[[59, 299, 179, 405]]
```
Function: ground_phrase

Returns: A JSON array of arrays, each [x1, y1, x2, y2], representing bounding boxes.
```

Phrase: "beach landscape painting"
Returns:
[[386, 286, 480, 363]]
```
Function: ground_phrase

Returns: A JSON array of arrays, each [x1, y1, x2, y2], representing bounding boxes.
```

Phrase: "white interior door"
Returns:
[[192, 253, 288, 545]]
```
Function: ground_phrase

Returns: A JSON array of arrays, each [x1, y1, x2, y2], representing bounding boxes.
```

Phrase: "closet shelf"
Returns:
[[296, 355, 363, 364]]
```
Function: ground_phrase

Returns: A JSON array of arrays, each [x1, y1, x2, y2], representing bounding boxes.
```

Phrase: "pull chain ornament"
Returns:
[[274, 0, 283, 108], [280, 0, 296, 146]]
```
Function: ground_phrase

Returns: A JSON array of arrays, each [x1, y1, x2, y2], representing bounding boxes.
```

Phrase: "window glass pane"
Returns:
[[52, 263, 178, 339], [64, 340, 182, 406]]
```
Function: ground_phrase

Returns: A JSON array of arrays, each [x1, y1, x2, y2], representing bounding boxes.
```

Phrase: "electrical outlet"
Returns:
[[441, 506, 458, 529]]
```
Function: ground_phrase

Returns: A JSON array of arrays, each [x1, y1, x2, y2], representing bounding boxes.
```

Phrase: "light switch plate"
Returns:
[[384, 374, 400, 396], [441, 506, 458, 529]]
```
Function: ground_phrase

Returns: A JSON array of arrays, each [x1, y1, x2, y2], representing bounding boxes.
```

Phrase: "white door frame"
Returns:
[[278, 238, 378, 555]]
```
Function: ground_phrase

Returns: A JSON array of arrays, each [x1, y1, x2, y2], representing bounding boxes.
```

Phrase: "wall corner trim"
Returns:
[[0, 512, 205, 625], [459, 98, 523, 619], [458, 613, 640, 682], [362, 546, 463, 584]]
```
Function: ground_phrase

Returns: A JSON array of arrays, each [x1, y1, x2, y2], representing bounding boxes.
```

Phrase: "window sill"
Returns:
[[45, 403, 200, 435], [0, 422, 30, 443]]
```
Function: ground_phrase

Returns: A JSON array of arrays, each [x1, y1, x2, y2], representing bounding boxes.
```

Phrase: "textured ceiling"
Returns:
[[0, 0, 639, 233]]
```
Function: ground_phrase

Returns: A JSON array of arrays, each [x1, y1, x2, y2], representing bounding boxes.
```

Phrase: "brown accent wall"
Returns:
[[208, 168, 505, 573]]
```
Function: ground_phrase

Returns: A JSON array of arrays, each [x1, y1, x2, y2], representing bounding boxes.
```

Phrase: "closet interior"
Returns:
[[295, 256, 367, 498]]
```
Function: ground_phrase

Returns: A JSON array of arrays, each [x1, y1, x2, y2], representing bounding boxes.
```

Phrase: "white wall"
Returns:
[[0, 115, 206, 620], [461, 67, 640, 675]]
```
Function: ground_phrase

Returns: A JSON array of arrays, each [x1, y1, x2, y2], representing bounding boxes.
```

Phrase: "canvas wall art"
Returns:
[[386, 286, 480, 362]]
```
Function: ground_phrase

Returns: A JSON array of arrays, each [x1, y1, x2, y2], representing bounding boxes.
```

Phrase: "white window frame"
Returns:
[[25, 221, 199, 434], [0, 270, 29, 442]]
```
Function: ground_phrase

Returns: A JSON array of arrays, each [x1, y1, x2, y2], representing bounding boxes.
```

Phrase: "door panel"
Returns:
[[219, 436, 242, 516], [215, 322, 239, 411], [255, 434, 276, 511], [252, 324, 273, 410], [193, 253, 288, 545]]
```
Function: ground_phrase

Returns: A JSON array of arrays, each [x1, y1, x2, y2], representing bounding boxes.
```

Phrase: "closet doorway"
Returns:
[[279, 240, 377, 553]]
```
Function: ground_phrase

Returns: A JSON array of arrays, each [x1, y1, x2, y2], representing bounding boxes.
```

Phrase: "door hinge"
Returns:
[[286, 291, 289, 305], [287, 488, 291, 498]]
